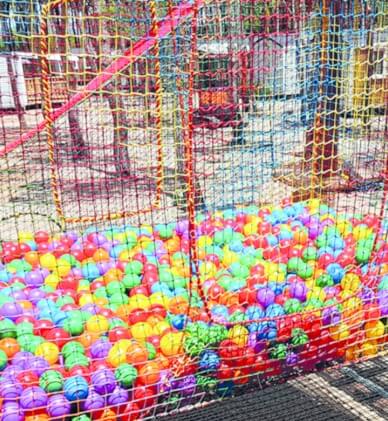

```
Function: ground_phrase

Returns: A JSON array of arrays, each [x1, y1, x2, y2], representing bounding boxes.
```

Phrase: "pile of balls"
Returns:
[[0, 199, 386, 420]]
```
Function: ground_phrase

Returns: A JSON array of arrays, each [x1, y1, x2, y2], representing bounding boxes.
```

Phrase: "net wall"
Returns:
[[0, 1, 387, 420]]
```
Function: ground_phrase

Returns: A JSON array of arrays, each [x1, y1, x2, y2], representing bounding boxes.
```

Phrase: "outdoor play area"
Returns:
[[0, 0, 387, 420]]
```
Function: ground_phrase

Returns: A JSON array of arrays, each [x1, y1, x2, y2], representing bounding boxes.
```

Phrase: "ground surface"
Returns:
[[161, 356, 388, 421]]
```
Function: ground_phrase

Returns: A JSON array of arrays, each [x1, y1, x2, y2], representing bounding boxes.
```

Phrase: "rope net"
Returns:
[[0, 0, 387, 419]]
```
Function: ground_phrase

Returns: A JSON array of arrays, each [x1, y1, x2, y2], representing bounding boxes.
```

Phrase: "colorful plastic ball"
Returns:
[[256, 287, 275, 308], [47, 394, 71, 417], [159, 332, 184, 357], [0, 379, 23, 399], [82, 389, 105, 412], [64, 376, 89, 401], [35, 342, 59, 365], [199, 350, 220, 371], [115, 364, 138, 389], [20, 386, 48, 410], [39, 370, 64, 393], [108, 385, 129, 406], [84, 313, 109, 336], [1, 402, 24, 421], [138, 361, 161, 385], [91, 368, 117, 395]]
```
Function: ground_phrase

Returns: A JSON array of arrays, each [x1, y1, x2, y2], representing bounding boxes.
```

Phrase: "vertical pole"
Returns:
[[309, 0, 341, 198]]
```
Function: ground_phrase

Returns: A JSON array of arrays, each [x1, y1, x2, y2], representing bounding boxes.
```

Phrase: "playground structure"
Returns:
[[0, 0, 387, 419]]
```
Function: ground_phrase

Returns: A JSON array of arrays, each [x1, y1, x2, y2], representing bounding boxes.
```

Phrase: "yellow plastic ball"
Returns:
[[35, 342, 59, 365], [44, 273, 60, 289], [365, 321, 385, 340], [222, 251, 238, 266], [353, 226, 372, 241], [243, 223, 258, 236], [129, 294, 151, 311], [86, 315, 109, 335], [330, 323, 350, 341], [336, 220, 352, 235], [197, 236, 213, 249], [39, 253, 57, 271], [131, 322, 153, 341], [107, 340, 132, 367], [53, 258, 71, 277], [199, 262, 217, 279], [78, 293, 94, 307], [153, 321, 171, 336], [361, 341, 378, 357], [160, 332, 184, 357], [341, 273, 360, 292], [228, 325, 248, 347], [149, 292, 169, 308], [307, 287, 326, 302], [18, 231, 34, 242]]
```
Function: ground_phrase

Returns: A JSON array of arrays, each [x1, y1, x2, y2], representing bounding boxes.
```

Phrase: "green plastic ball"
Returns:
[[0, 319, 16, 338], [63, 317, 84, 336], [284, 298, 302, 314], [125, 261, 143, 275], [316, 273, 334, 288], [122, 274, 141, 290], [62, 341, 85, 358], [64, 353, 90, 370], [39, 369, 64, 393], [115, 363, 138, 388]]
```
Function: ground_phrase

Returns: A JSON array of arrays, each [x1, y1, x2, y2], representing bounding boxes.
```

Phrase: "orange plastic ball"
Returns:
[[103, 268, 124, 284], [138, 362, 161, 385], [24, 251, 40, 266], [77, 331, 100, 348], [0, 338, 20, 358], [126, 343, 149, 365], [168, 297, 189, 315], [93, 248, 110, 262]]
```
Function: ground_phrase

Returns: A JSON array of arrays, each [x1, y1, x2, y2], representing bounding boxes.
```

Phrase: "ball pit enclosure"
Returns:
[[0, 200, 387, 420], [0, 0, 388, 420]]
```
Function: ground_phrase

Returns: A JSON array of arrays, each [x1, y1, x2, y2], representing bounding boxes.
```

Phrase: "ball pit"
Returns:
[[0, 200, 387, 419]]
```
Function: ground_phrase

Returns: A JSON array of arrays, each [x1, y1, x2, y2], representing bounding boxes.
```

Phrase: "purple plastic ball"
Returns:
[[91, 369, 116, 395], [322, 306, 341, 326], [178, 375, 196, 397], [378, 290, 388, 316], [10, 290, 27, 301], [81, 304, 100, 315], [107, 386, 129, 406], [47, 394, 72, 417], [20, 386, 48, 410], [27, 289, 47, 304], [0, 302, 23, 321], [1, 402, 24, 421], [25, 270, 45, 287], [82, 389, 105, 411], [157, 370, 173, 394], [256, 287, 275, 308], [2, 365, 22, 381], [29, 357, 50, 376], [90, 339, 112, 359], [0, 380, 23, 399], [289, 281, 307, 302], [286, 352, 299, 366], [12, 352, 34, 370]]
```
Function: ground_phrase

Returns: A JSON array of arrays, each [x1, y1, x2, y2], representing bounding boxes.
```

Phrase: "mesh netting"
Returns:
[[0, 0, 387, 420]]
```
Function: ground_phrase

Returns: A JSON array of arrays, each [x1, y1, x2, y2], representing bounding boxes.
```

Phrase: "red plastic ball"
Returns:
[[109, 327, 132, 342], [34, 319, 55, 337], [34, 231, 49, 243], [17, 370, 39, 388], [148, 305, 167, 320], [129, 286, 149, 297], [44, 328, 70, 348]]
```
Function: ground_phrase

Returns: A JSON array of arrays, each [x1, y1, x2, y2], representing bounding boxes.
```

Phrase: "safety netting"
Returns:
[[0, 0, 387, 420]]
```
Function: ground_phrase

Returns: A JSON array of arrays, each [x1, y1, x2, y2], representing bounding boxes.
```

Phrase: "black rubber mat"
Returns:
[[161, 357, 388, 421]]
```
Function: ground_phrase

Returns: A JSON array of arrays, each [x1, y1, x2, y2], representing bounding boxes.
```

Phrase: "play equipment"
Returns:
[[0, 0, 387, 419]]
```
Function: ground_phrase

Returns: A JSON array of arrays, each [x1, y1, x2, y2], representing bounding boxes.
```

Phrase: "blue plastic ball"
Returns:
[[64, 376, 89, 401]]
